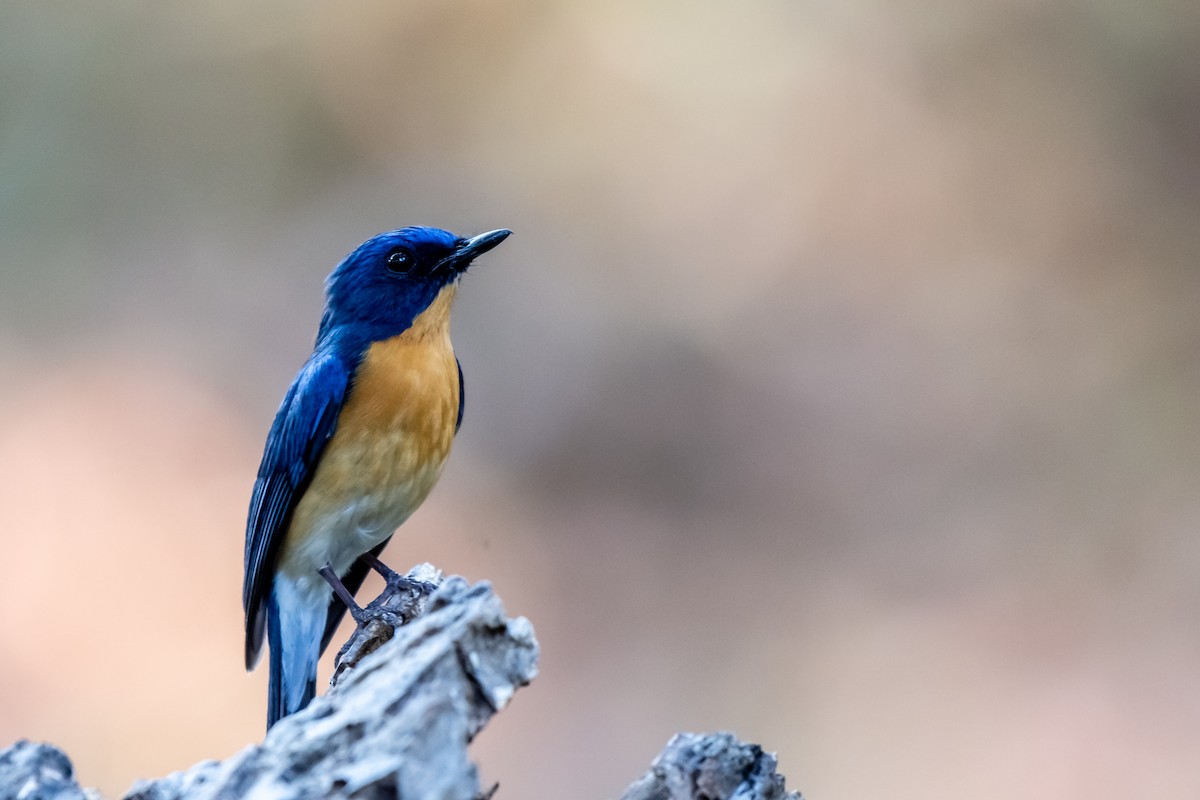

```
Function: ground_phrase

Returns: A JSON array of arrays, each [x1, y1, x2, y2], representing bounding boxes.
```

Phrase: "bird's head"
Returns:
[[320, 226, 510, 344]]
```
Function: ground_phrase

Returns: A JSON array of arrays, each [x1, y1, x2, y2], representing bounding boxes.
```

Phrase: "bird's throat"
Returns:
[[399, 284, 457, 344]]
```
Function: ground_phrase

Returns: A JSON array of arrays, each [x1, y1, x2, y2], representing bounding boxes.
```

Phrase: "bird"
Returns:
[[242, 225, 511, 728]]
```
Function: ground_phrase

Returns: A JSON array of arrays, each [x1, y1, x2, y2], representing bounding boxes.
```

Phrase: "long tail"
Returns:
[[266, 578, 323, 729]]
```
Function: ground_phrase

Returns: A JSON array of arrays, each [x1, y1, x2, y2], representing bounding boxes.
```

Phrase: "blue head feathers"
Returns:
[[319, 226, 510, 347]]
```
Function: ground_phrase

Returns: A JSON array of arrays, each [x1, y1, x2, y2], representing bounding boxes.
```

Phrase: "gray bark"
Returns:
[[0, 740, 101, 800], [620, 732, 802, 800], [0, 566, 802, 800]]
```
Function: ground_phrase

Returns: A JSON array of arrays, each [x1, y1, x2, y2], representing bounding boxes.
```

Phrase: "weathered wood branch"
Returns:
[[0, 565, 802, 800], [620, 732, 802, 800]]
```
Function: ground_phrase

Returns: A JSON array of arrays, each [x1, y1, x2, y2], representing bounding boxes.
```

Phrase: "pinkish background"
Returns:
[[2, 2, 1199, 798]]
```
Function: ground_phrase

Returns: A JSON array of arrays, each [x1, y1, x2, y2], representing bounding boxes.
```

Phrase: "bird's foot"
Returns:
[[358, 552, 440, 597], [329, 561, 442, 676], [318, 562, 370, 624]]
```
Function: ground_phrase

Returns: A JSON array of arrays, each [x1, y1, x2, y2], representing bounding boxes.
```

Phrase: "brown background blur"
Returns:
[[2, 1, 1199, 798]]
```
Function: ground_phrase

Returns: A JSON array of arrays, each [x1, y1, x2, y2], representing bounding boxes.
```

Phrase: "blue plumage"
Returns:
[[243, 352, 349, 669], [242, 226, 510, 728], [317, 227, 462, 352]]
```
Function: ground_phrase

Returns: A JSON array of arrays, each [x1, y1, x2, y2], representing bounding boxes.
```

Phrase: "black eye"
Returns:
[[386, 248, 413, 273]]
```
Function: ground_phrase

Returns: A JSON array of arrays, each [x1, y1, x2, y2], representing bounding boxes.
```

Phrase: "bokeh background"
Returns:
[[2, 1, 1199, 798]]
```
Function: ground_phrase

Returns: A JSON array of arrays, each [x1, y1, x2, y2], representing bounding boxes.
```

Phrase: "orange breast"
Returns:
[[279, 285, 461, 578]]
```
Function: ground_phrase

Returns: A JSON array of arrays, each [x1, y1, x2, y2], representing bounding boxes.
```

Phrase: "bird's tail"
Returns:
[[266, 578, 323, 729]]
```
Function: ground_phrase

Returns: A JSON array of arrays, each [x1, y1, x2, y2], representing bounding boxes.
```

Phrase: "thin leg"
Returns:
[[318, 562, 366, 622], [359, 552, 400, 582]]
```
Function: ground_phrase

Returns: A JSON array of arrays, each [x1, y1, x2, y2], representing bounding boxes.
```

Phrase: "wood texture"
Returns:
[[0, 566, 803, 800]]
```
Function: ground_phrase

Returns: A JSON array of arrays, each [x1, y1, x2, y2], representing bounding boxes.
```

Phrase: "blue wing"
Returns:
[[243, 351, 351, 670]]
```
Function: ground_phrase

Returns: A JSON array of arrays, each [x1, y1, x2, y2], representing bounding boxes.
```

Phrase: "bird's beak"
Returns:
[[440, 228, 512, 273]]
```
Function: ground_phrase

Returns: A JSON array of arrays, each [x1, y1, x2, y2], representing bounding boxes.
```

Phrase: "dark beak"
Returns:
[[440, 228, 512, 273]]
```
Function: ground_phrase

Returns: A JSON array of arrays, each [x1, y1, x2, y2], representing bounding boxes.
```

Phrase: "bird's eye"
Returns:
[[386, 249, 413, 273]]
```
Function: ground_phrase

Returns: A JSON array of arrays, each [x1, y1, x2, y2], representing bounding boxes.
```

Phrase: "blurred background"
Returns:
[[1, 1, 1199, 797]]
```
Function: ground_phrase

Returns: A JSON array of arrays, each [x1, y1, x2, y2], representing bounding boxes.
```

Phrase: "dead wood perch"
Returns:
[[0, 565, 802, 800], [620, 732, 802, 800]]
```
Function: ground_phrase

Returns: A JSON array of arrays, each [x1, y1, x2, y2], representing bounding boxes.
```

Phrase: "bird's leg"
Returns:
[[358, 552, 439, 596], [318, 562, 368, 623], [358, 551, 400, 582]]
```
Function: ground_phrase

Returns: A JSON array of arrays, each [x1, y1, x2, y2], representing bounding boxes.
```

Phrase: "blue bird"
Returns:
[[242, 225, 511, 728]]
